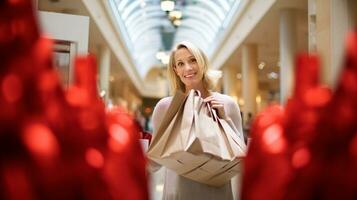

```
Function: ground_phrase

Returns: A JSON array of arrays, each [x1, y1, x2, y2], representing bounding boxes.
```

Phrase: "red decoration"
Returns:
[[105, 106, 148, 200], [242, 30, 357, 200], [0, 0, 148, 199]]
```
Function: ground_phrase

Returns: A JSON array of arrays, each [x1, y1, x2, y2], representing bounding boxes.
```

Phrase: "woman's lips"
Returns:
[[184, 73, 196, 78]]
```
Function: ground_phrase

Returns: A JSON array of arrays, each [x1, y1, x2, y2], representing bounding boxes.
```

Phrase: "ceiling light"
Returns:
[[169, 10, 182, 19], [156, 51, 166, 60], [258, 62, 265, 70], [267, 72, 279, 79], [161, 54, 170, 65], [173, 19, 181, 26], [161, 0, 175, 12]]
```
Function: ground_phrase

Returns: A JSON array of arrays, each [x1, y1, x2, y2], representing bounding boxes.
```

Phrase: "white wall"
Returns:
[[38, 11, 89, 54]]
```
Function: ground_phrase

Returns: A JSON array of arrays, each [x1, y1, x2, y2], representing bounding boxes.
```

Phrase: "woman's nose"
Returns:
[[184, 62, 193, 70]]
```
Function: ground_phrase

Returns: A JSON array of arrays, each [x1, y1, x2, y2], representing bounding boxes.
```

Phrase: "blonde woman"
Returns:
[[150, 41, 244, 200]]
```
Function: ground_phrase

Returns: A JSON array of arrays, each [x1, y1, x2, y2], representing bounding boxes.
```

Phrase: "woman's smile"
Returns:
[[184, 72, 197, 78]]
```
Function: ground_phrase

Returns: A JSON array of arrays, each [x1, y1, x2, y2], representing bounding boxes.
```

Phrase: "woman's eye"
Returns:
[[190, 59, 197, 63], [177, 62, 183, 67]]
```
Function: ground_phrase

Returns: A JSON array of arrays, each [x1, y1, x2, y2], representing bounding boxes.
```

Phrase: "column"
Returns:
[[122, 80, 130, 109], [98, 45, 111, 103], [279, 9, 297, 104], [222, 65, 236, 96], [308, 0, 317, 52], [315, 0, 351, 88], [242, 44, 258, 124]]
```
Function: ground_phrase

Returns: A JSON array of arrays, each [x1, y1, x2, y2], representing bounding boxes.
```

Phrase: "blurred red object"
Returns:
[[105, 106, 148, 200], [0, 0, 148, 200], [241, 30, 357, 200]]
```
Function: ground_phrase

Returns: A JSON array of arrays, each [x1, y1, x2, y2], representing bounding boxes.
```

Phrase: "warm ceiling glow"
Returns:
[[161, 0, 175, 12], [173, 19, 181, 26], [258, 62, 265, 70], [169, 10, 182, 19]]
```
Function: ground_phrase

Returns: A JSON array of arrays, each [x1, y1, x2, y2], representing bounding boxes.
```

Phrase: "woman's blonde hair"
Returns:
[[167, 41, 220, 93]]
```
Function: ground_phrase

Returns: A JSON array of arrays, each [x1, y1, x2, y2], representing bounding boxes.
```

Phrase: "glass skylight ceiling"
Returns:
[[109, 0, 242, 78]]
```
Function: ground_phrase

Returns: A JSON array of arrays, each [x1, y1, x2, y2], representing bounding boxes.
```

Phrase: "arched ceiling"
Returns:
[[108, 0, 242, 78]]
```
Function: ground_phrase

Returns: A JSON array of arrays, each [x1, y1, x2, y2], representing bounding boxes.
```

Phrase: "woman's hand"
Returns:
[[203, 96, 228, 120]]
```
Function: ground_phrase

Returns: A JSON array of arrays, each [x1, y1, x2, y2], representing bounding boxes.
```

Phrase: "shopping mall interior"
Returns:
[[0, 0, 357, 200], [37, 0, 356, 128]]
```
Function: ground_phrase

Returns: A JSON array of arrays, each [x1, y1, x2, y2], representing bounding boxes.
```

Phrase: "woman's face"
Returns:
[[173, 48, 203, 90]]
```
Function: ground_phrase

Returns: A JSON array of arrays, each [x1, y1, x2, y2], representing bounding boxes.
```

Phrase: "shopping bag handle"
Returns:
[[194, 90, 201, 98], [206, 102, 218, 121], [193, 89, 219, 121]]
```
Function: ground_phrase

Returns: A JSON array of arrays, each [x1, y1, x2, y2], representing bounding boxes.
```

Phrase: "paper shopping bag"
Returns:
[[147, 90, 246, 186], [148, 90, 211, 174]]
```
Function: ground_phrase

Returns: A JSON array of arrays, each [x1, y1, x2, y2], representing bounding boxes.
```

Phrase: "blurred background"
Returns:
[[37, 0, 356, 135]]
